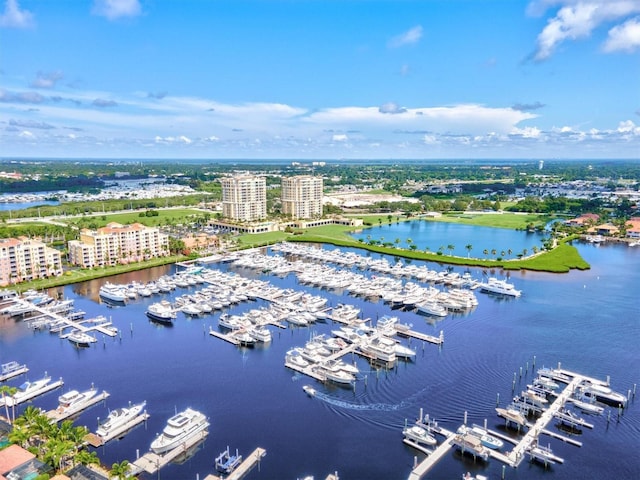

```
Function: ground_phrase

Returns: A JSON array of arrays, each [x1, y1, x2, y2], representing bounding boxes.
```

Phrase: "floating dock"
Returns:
[[204, 447, 267, 480], [130, 430, 209, 475], [0, 363, 29, 382], [46, 390, 110, 423], [394, 325, 443, 345]]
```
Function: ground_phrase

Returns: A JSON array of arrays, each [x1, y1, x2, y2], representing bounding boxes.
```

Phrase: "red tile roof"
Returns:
[[0, 445, 35, 475]]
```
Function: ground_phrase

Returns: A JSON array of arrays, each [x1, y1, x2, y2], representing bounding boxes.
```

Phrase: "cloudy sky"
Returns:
[[1, 0, 639, 160]]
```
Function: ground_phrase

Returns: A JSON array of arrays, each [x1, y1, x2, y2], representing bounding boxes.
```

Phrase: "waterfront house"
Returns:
[[565, 213, 599, 227], [0, 444, 51, 480], [625, 217, 640, 238], [587, 223, 620, 236]]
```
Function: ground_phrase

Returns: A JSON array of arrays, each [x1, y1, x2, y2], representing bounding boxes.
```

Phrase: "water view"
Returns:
[[352, 220, 547, 259], [0, 237, 638, 480]]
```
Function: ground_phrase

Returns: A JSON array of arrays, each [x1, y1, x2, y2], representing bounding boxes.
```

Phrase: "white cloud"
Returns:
[[92, 0, 142, 21], [0, 0, 34, 28], [603, 16, 640, 51], [511, 126, 542, 138], [379, 102, 407, 114], [530, 0, 640, 60], [388, 25, 423, 48], [332, 134, 348, 142], [18, 130, 34, 138], [31, 71, 64, 89]]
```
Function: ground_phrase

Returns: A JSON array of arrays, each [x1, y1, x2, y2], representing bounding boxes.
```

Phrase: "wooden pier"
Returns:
[[0, 378, 64, 407], [85, 412, 150, 447], [130, 430, 209, 475], [204, 447, 267, 480], [46, 390, 110, 423]]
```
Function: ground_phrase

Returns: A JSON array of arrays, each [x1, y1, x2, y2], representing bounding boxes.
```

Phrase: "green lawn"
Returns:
[[58, 209, 204, 228], [429, 212, 553, 230]]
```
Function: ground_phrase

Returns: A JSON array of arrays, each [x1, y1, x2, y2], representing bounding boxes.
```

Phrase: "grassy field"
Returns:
[[57, 208, 204, 228], [426, 212, 553, 229], [8, 255, 188, 293]]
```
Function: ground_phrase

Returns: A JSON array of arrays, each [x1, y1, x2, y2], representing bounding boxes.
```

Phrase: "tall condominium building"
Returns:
[[0, 237, 62, 286], [221, 175, 267, 221], [68, 222, 169, 268], [281, 175, 323, 219]]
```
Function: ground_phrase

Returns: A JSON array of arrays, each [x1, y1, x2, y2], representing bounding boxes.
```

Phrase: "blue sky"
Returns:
[[1, 0, 639, 160]]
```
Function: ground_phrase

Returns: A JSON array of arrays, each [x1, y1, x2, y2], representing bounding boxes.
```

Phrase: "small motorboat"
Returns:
[[302, 385, 316, 397]]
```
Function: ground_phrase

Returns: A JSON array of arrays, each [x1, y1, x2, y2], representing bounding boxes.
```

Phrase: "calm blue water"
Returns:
[[0, 200, 60, 211], [0, 237, 638, 480], [352, 220, 547, 259]]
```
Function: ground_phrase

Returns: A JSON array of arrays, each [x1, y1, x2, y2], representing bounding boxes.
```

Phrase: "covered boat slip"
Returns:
[[205, 447, 267, 480]]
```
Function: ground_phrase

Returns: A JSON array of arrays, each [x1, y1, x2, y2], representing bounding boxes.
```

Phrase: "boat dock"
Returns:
[[407, 368, 612, 479], [17, 300, 119, 338], [0, 362, 29, 382], [0, 377, 64, 407], [204, 447, 267, 480], [394, 324, 444, 345], [46, 390, 110, 423], [85, 412, 150, 447], [129, 430, 209, 476]]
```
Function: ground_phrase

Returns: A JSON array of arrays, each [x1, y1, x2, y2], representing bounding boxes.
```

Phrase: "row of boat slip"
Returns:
[[256, 243, 525, 297]]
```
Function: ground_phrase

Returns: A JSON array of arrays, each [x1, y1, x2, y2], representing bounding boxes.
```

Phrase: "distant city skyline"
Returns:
[[1, 0, 639, 159]]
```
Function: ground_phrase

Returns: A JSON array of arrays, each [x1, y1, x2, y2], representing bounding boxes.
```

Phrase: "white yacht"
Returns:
[[9, 375, 52, 404], [416, 301, 447, 317], [403, 424, 437, 446], [146, 301, 176, 324], [96, 401, 147, 438], [99, 283, 127, 303], [150, 408, 209, 454], [68, 331, 97, 347], [479, 277, 521, 297], [56, 387, 99, 414], [457, 425, 503, 450]]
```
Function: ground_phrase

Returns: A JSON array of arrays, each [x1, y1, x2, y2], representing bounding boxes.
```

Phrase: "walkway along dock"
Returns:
[[204, 447, 267, 480], [407, 367, 615, 479], [129, 430, 209, 476]]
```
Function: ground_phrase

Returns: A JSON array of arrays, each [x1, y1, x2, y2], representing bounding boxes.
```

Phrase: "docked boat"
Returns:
[[416, 301, 447, 317], [215, 446, 242, 474], [479, 277, 521, 297], [403, 424, 437, 447], [67, 331, 97, 347], [359, 336, 397, 362], [462, 472, 488, 480], [568, 396, 605, 415], [318, 364, 356, 385], [457, 424, 503, 450], [56, 387, 99, 414], [247, 326, 272, 343], [146, 301, 176, 324], [96, 401, 147, 438], [99, 283, 127, 303], [495, 407, 527, 427], [11, 375, 52, 403], [150, 407, 209, 454], [453, 433, 489, 461], [579, 382, 628, 408], [527, 442, 563, 466], [285, 350, 310, 369]]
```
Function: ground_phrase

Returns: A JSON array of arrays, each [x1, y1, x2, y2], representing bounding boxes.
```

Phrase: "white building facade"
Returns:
[[221, 175, 267, 221], [281, 175, 323, 219]]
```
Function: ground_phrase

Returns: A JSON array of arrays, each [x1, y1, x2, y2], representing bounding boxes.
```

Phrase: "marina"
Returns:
[[0, 240, 637, 480], [46, 387, 111, 423]]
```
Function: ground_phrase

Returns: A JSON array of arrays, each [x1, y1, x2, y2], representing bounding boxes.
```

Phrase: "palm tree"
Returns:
[[522, 248, 528, 257], [483, 249, 489, 258], [7, 424, 30, 448], [406, 238, 413, 249], [465, 244, 473, 258], [491, 249, 497, 257], [0, 385, 17, 422], [75, 449, 100, 467], [394, 238, 401, 248], [501, 250, 506, 258], [507, 248, 512, 258], [110, 460, 132, 480], [447, 244, 455, 255]]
